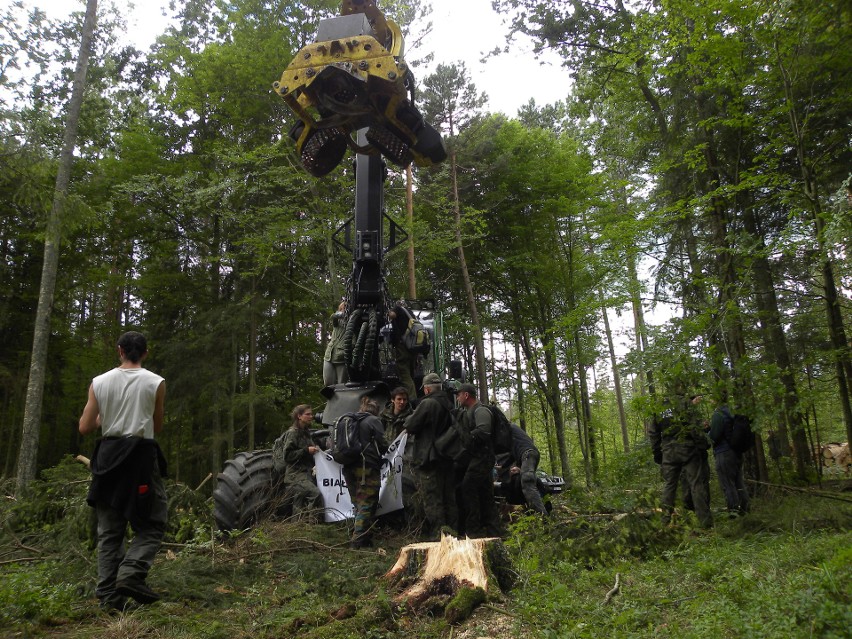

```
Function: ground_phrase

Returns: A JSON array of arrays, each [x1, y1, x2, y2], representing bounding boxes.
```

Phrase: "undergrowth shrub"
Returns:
[[1, 457, 93, 550], [602, 441, 661, 490], [1, 457, 215, 549], [509, 489, 691, 570], [166, 481, 215, 545], [0, 561, 79, 626]]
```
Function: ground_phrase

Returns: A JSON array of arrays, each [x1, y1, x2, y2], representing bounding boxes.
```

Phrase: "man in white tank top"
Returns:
[[79, 331, 167, 611]]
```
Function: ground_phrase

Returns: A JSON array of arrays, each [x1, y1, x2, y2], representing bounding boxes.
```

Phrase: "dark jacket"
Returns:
[[509, 423, 538, 464], [403, 389, 454, 465], [87, 436, 167, 526], [345, 412, 389, 470], [390, 304, 412, 346], [708, 406, 732, 453], [458, 402, 494, 473], [459, 403, 494, 454]]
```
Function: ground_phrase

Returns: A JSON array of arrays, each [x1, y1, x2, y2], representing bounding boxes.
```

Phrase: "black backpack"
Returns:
[[488, 405, 513, 455], [329, 412, 374, 465], [724, 410, 755, 454]]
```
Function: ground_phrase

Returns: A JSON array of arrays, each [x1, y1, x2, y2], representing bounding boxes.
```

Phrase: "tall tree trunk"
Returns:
[[568, 366, 590, 487], [514, 339, 526, 430], [248, 280, 258, 451], [741, 203, 798, 457], [406, 165, 416, 298], [574, 333, 597, 480], [228, 331, 237, 459], [627, 251, 658, 444], [600, 296, 629, 452], [449, 148, 488, 400], [518, 328, 572, 487], [488, 325, 497, 402], [16, 0, 98, 493], [699, 121, 769, 482], [778, 52, 852, 454], [627, 251, 651, 396]]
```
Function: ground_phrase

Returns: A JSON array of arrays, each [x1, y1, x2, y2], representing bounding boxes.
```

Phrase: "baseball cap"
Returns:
[[422, 373, 442, 385]]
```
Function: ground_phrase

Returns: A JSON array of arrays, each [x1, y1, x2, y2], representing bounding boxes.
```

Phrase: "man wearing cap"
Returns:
[[456, 383, 502, 537], [402, 372, 457, 538]]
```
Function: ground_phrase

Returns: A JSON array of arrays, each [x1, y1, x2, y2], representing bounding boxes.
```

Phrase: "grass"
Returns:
[[1, 457, 849, 638]]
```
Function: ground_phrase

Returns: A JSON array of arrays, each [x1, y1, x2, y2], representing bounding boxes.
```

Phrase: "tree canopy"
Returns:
[[2, 0, 850, 488]]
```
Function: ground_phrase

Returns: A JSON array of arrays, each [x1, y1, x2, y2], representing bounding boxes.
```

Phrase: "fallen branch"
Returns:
[[195, 472, 213, 492], [75, 455, 91, 469], [558, 509, 662, 523], [483, 602, 518, 618], [747, 479, 852, 503], [0, 557, 44, 566], [4, 524, 44, 556], [604, 573, 621, 604]]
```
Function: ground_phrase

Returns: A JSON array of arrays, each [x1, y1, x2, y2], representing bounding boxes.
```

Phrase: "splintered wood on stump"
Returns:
[[385, 534, 513, 621]]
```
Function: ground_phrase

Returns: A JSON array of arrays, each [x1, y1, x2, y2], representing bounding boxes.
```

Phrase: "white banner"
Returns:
[[377, 431, 407, 516], [313, 431, 408, 523], [314, 451, 353, 522]]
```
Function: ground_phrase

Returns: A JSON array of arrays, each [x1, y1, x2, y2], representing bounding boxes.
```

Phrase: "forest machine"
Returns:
[[213, 0, 448, 530], [273, 0, 448, 420]]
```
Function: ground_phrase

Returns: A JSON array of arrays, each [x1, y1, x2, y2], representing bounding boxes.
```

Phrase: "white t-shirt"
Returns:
[[92, 367, 164, 439]]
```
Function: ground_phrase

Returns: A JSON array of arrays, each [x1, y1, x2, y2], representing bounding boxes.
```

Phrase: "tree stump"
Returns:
[[385, 534, 514, 623]]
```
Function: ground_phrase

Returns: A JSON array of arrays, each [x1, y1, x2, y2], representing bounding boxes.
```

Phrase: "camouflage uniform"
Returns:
[[403, 389, 457, 538], [274, 426, 323, 516], [390, 304, 418, 400], [381, 401, 412, 441], [340, 413, 388, 545], [650, 398, 713, 528], [456, 402, 501, 537], [323, 310, 348, 386], [380, 401, 415, 529]]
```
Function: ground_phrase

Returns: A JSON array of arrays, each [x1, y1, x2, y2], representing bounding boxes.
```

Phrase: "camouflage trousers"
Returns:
[[409, 460, 457, 539], [343, 466, 381, 537], [283, 475, 323, 518], [458, 458, 501, 538], [661, 440, 713, 528]]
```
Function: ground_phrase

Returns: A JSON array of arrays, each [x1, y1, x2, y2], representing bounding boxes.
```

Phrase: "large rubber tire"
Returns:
[[213, 450, 277, 532]]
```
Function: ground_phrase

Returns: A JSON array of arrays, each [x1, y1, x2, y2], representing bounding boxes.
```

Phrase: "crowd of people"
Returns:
[[76, 329, 751, 613], [272, 373, 551, 548], [649, 390, 751, 529]]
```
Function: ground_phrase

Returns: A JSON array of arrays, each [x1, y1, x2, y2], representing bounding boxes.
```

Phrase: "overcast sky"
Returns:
[[23, 0, 572, 116]]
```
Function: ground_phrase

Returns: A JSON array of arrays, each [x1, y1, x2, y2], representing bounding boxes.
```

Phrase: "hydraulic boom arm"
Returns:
[[275, 0, 446, 384]]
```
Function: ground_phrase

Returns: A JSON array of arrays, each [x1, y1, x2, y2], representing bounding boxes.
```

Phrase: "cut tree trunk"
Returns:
[[385, 534, 513, 622]]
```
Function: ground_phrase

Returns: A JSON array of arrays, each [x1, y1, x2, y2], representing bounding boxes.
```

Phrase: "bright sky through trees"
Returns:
[[24, 0, 572, 116]]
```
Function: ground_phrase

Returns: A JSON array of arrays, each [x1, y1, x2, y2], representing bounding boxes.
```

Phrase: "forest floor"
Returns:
[[1, 458, 850, 639]]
